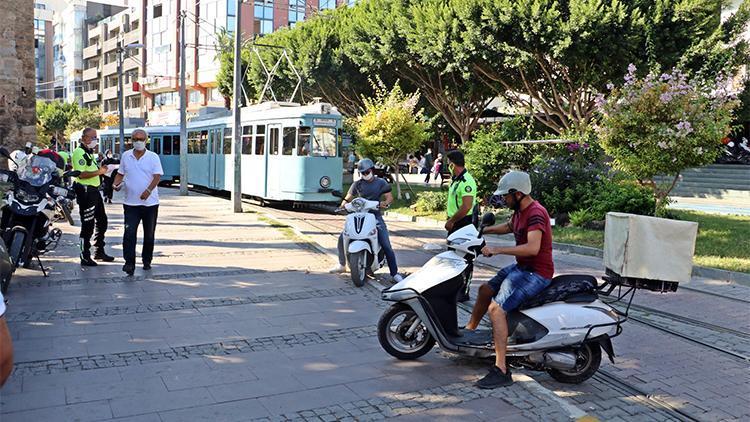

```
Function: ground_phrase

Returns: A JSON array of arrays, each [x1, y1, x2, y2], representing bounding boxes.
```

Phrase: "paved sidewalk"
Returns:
[[1, 189, 593, 421]]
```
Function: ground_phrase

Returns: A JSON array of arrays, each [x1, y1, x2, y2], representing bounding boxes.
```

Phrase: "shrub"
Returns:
[[569, 209, 598, 227], [414, 191, 448, 213], [464, 118, 544, 200], [597, 65, 738, 211], [586, 180, 655, 219]]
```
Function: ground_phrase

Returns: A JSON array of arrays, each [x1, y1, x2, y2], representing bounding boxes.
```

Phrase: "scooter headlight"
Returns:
[[51, 187, 68, 197]]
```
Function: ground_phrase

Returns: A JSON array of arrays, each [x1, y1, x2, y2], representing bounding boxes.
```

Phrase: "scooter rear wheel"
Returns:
[[378, 303, 435, 360], [546, 342, 601, 384]]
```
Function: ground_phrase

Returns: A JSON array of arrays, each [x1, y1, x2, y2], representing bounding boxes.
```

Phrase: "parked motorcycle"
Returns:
[[337, 198, 387, 287], [0, 147, 78, 283], [377, 213, 626, 384]]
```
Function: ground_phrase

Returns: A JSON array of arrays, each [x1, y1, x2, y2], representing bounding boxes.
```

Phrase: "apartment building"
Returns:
[[81, 4, 146, 124]]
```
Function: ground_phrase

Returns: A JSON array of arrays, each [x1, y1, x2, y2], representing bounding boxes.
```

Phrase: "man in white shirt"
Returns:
[[113, 129, 164, 275], [0, 292, 13, 386]]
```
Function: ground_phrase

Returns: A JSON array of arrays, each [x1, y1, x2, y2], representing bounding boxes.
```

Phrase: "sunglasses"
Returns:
[[361, 169, 372, 176]]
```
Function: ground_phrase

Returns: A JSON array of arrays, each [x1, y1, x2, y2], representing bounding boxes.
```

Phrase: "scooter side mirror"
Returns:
[[0, 147, 10, 159], [480, 212, 496, 228]]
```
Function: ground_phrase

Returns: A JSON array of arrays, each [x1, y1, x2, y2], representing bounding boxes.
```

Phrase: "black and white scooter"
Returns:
[[378, 213, 627, 384], [337, 198, 386, 287]]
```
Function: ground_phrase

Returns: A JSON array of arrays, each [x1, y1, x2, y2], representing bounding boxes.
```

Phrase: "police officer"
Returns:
[[72, 128, 114, 266], [444, 150, 478, 302]]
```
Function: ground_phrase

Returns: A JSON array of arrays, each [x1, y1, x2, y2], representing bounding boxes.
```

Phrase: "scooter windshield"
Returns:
[[17, 156, 57, 187]]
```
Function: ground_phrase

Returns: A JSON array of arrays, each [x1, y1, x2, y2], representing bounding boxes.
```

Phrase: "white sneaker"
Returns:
[[329, 264, 346, 274], [393, 274, 404, 283]]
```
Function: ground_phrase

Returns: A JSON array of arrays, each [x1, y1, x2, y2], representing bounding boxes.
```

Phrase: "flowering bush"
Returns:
[[596, 65, 738, 211]]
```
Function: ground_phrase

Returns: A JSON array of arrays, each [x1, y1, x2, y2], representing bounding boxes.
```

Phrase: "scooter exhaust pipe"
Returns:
[[528, 351, 578, 370]]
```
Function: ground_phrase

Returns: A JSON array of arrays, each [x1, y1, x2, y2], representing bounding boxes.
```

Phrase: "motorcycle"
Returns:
[[377, 212, 626, 384], [0, 147, 79, 285], [337, 197, 387, 287]]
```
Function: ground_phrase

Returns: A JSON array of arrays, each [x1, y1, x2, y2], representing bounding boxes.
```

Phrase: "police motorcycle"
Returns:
[[0, 147, 79, 284], [377, 212, 627, 384], [336, 197, 387, 287]]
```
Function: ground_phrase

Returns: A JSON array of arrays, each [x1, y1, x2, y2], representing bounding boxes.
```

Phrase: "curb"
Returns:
[[383, 210, 750, 286]]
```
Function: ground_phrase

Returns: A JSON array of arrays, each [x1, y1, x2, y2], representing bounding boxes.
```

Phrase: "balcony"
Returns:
[[124, 29, 140, 46], [83, 89, 99, 103], [124, 108, 143, 118], [122, 83, 139, 98], [142, 77, 176, 93], [103, 36, 119, 52], [102, 61, 118, 76], [102, 86, 119, 100], [82, 66, 100, 81], [88, 25, 103, 39], [83, 43, 99, 59]]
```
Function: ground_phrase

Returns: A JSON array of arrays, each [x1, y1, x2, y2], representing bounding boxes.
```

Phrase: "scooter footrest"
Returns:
[[455, 329, 493, 346]]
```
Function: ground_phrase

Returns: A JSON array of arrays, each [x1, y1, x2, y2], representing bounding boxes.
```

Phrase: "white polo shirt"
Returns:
[[118, 150, 164, 207]]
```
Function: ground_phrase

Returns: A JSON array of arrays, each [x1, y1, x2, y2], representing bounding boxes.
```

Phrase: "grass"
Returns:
[[553, 210, 750, 274], [343, 181, 449, 221]]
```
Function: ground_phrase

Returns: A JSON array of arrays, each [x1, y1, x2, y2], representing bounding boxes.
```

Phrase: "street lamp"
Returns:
[[117, 41, 144, 155]]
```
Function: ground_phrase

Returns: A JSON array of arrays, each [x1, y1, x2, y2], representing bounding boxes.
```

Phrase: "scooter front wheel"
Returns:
[[349, 251, 368, 287], [378, 303, 435, 360]]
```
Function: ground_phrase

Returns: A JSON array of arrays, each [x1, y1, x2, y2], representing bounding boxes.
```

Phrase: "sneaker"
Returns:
[[94, 251, 115, 262], [80, 256, 98, 267], [328, 264, 346, 274], [143, 262, 152, 271], [122, 263, 135, 276], [476, 366, 513, 389], [393, 274, 404, 283]]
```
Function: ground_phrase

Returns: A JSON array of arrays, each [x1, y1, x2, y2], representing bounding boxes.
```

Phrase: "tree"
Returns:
[[456, 0, 749, 134], [36, 101, 78, 147], [354, 83, 429, 199], [596, 66, 738, 213], [346, 0, 495, 143], [66, 107, 103, 138]]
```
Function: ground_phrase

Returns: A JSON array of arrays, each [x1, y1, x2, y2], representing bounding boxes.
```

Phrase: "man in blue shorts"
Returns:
[[465, 171, 554, 389]]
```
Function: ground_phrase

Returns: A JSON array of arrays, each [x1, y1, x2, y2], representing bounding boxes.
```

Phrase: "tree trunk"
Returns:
[[394, 165, 402, 200]]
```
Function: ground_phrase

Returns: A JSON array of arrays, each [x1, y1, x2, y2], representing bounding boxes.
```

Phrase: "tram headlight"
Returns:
[[320, 176, 331, 189]]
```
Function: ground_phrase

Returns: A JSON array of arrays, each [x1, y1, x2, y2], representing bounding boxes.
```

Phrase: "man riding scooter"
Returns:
[[466, 171, 554, 389], [330, 158, 404, 283]]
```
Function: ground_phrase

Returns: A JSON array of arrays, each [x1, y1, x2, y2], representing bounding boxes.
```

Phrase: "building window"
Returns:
[[153, 4, 163, 18], [254, 1, 274, 35], [288, 0, 305, 27], [319, 0, 335, 10], [189, 90, 201, 104], [154, 91, 177, 107], [227, 0, 237, 33]]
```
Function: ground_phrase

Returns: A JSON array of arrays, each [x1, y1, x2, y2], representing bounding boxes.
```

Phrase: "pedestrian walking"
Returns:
[[423, 148, 433, 184], [432, 153, 444, 182], [101, 150, 117, 204], [72, 128, 114, 266], [113, 129, 163, 276]]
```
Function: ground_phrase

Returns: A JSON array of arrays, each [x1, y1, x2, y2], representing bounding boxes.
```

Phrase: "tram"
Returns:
[[186, 101, 343, 203], [69, 126, 181, 183]]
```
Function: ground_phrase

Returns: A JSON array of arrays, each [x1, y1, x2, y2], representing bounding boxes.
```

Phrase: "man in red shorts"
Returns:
[[466, 170, 554, 389]]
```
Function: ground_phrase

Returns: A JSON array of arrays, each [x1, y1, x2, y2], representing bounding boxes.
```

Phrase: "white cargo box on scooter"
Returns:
[[603, 212, 698, 289]]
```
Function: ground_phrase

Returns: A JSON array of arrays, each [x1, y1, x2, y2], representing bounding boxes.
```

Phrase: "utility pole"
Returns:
[[117, 36, 125, 156], [231, 0, 243, 212], [179, 10, 189, 195]]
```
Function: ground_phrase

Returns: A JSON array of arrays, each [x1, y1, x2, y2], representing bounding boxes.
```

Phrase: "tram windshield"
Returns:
[[311, 127, 337, 157]]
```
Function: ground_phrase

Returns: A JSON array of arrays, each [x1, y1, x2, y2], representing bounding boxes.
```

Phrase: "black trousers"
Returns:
[[102, 176, 114, 200], [74, 183, 107, 256], [123, 205, 159, 266]]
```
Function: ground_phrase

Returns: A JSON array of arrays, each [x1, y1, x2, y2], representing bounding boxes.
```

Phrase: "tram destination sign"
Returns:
[[313, 118, 337, 127]]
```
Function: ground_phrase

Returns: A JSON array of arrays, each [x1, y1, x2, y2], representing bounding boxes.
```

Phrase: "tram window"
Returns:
[[212, 131, 222, 154], [163, 136, 172, 155], [241, 126, 253, 154], [199, 130, 208, 154], [223, 128, 232, 154], [188, 131, 199, 153], [269, 127, 279, 155], [172, 135, 180, 154], [255, 125, 266, 155], [282, 127, 296, 156], [312, 127, 337, 157], [125, 136, 133, 151], [153, 137, 161, 154], [298, 127, 311, 156]]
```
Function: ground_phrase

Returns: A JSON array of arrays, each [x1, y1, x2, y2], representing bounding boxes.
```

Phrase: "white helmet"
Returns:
[[494, 170, 532, 196]]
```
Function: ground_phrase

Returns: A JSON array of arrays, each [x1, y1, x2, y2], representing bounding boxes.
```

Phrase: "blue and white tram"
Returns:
[[186, 101, 343, 203], [69, 126, 181, 183]]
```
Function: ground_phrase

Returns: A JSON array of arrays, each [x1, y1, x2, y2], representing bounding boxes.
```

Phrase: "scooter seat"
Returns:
[[519, 274, 598, 309]]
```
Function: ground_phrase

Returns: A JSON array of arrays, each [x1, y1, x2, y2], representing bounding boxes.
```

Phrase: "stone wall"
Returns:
[[0, 0, 36, 153]]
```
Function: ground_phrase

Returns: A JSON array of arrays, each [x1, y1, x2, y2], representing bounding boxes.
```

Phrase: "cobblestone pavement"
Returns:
[[253, 203, 750, 421], [1, 189, 596, 421]]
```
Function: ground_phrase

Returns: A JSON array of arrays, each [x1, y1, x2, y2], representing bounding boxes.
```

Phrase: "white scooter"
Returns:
[[338, 198, 386, 287], [378, 213, 627, 384]]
